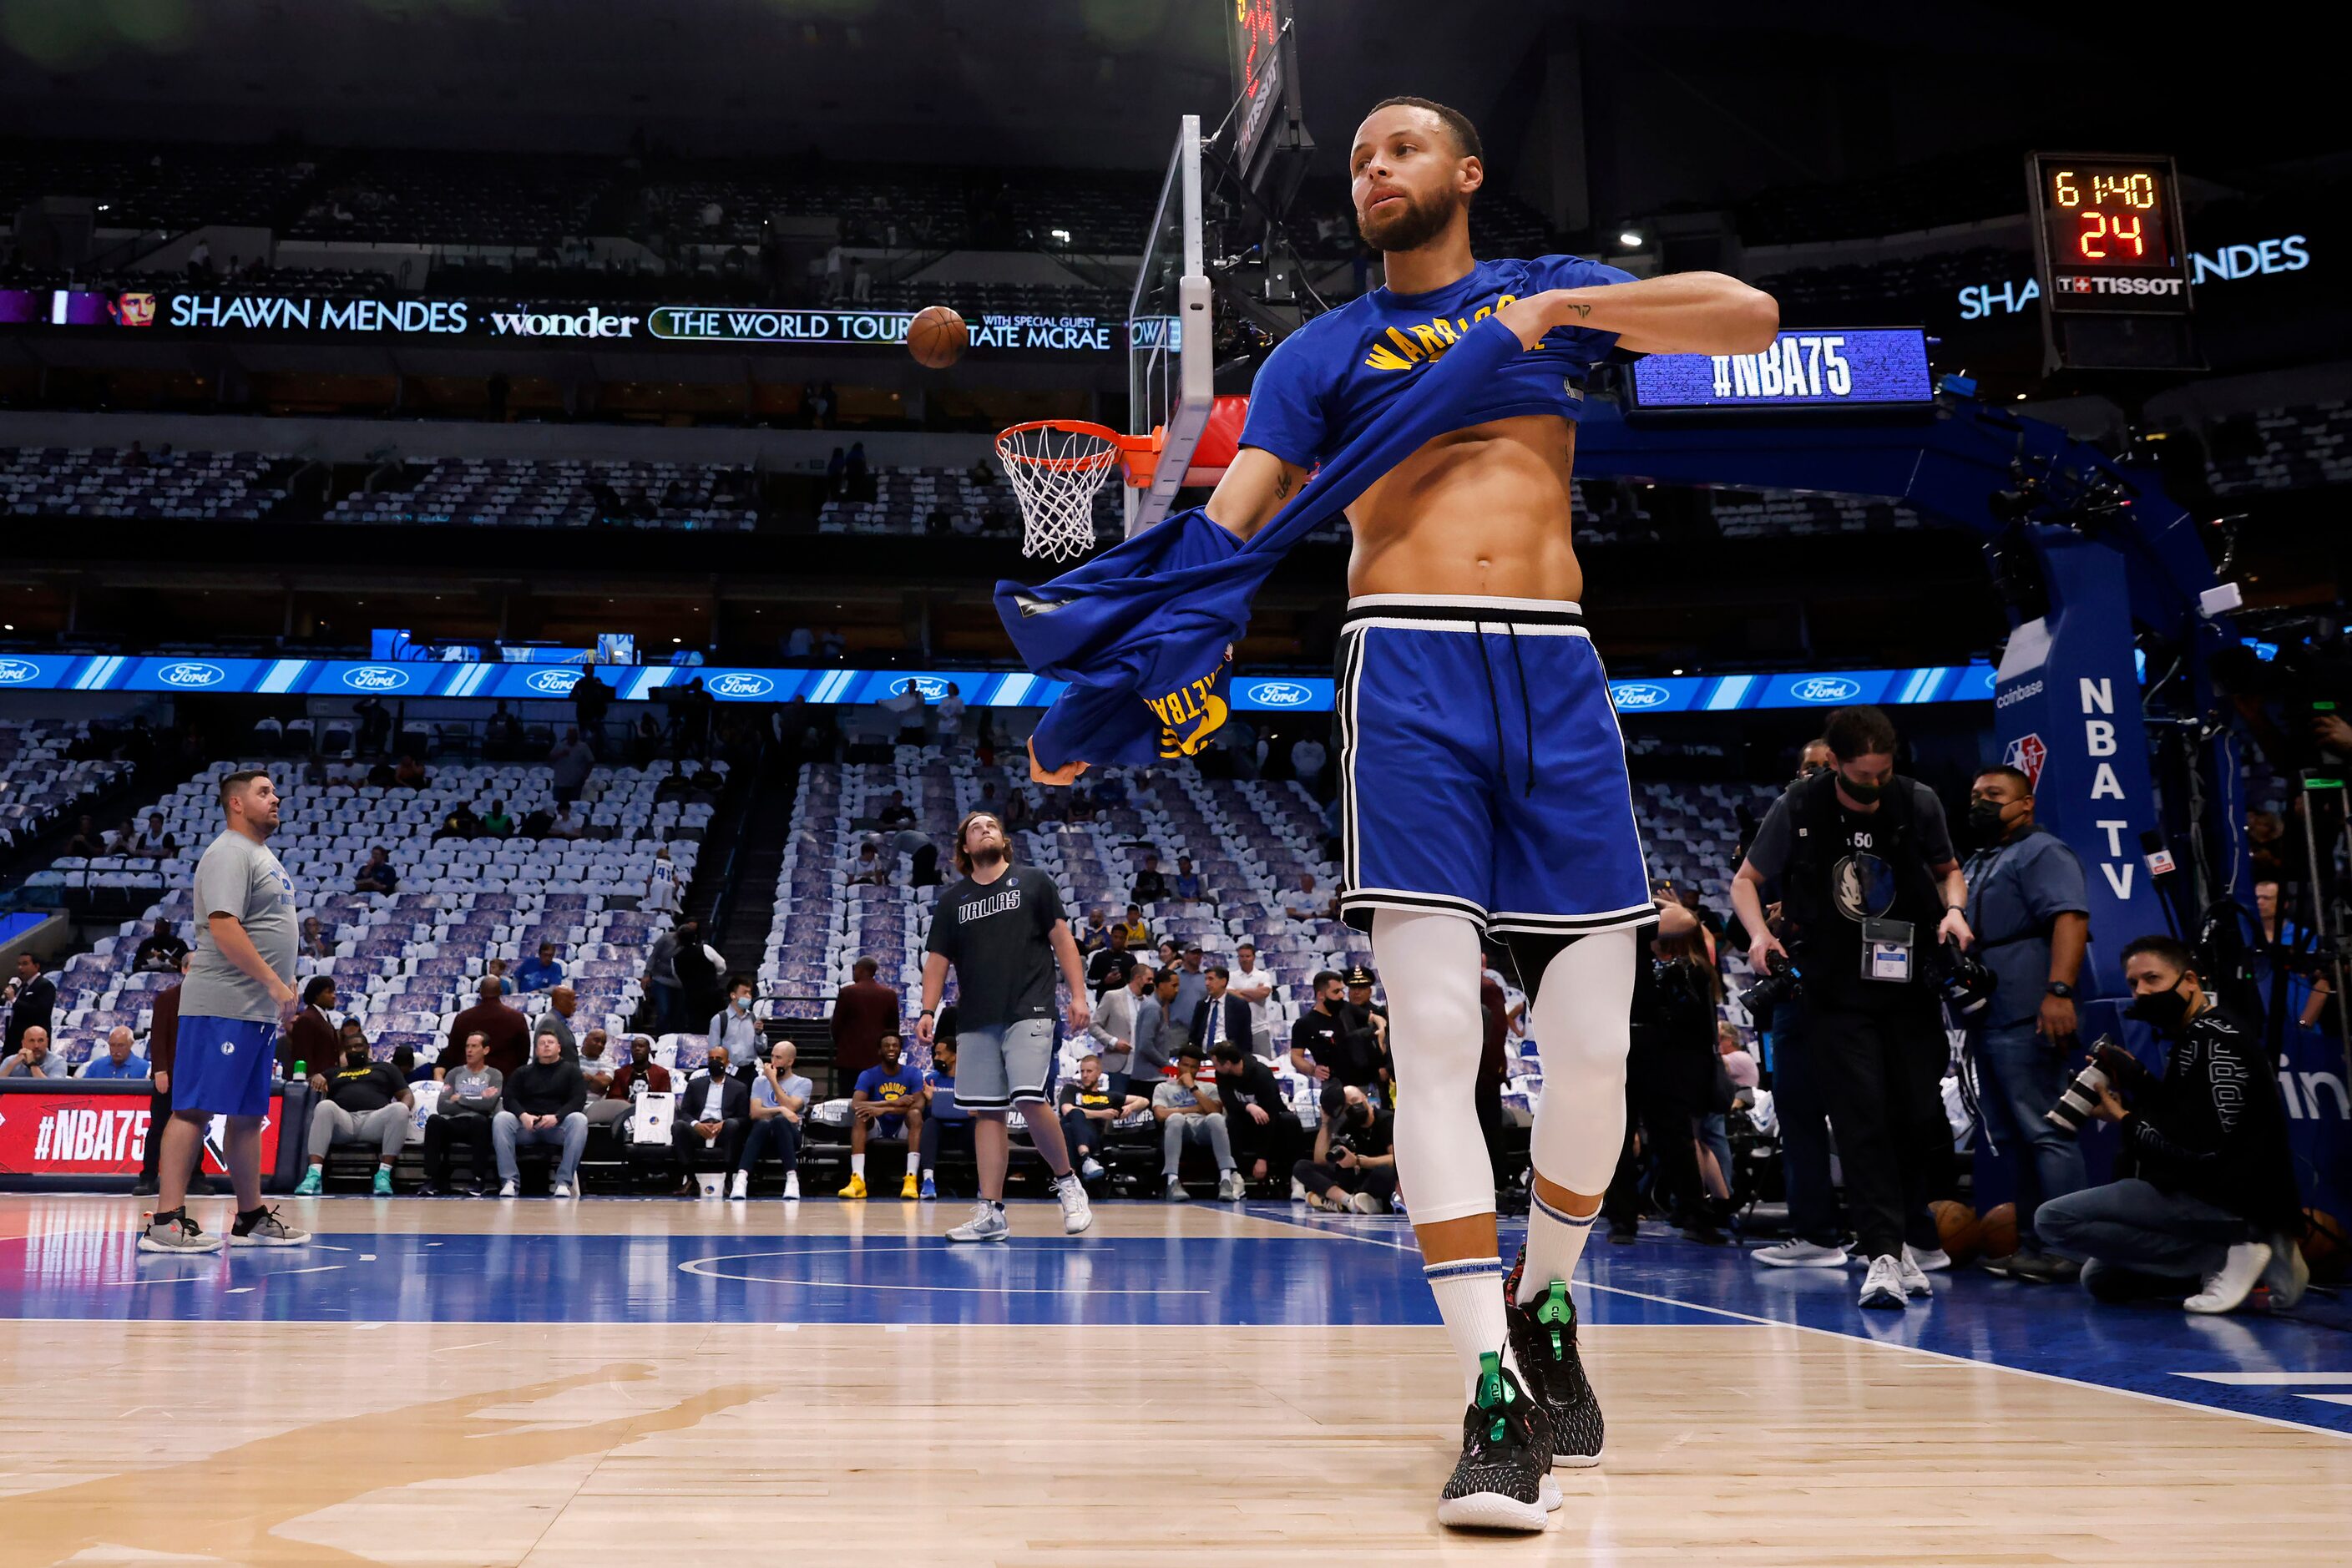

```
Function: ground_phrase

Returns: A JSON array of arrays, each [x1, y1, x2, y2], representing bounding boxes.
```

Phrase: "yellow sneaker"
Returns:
[[837, 1175, 867, 1200], [900, 1172, 920, 1200]]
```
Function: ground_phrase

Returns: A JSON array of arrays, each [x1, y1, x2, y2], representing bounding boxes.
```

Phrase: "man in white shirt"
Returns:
[[1229, 938, 1275, 1059], [706, 976, 762, 1074], [546, 802, 587, 841], [1291, 735, 1328, 792], [645, 845, 683, 916], [670, 1038, 750, 1189], [937, 683, 967, 746]]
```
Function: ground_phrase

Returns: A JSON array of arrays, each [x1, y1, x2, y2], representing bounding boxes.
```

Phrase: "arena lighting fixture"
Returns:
[[1051, 228, 1072, 244], [1617, 230, 1643, 248]]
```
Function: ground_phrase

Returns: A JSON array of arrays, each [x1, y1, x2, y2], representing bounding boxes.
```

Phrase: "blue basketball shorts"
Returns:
[[1334, 594, 1652, 938], [172, 1014, 280, 1118]]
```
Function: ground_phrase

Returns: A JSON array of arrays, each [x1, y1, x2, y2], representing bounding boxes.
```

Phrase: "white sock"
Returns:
[[922, 1166, 934, 1181], [1424, 1257, 1510, 1400], [1518, 1188, 1598, 1305], [851, 1153, 866, 1179]]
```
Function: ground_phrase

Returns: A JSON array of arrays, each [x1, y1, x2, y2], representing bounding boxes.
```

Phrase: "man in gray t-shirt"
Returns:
[[141, 769, 311, 1257]]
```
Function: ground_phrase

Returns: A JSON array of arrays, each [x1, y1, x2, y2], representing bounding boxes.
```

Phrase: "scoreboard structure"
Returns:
[[1225, 0, 1308, 193], [2026, 152, 2201, 372]]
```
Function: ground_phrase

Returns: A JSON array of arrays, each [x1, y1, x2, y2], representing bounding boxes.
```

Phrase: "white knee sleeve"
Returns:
[[1373, 908, 1495, 1226], [1527, 928, 1636, 1195]]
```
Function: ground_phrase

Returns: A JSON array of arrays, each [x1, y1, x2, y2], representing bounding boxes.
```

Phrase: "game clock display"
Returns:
[[2028, 153, 2193, 315]]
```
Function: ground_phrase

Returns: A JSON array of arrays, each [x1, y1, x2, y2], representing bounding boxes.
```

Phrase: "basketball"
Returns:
[[1931, 1199, 1985, 1264], [2304, 1209, 2347, 1280], [1979, 1202, 2021, 1260], [908, 305, 968, 368]]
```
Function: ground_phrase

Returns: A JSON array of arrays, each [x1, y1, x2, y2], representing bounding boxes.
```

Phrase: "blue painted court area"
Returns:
[[8, 1203, 2350, 1440]]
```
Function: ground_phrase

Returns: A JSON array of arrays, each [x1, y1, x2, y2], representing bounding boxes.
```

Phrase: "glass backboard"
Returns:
[[1126, 114, 1213, 534]]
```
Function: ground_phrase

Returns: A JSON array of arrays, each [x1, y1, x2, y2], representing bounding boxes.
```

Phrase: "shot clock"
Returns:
[[2026, 153, 2193, 316]]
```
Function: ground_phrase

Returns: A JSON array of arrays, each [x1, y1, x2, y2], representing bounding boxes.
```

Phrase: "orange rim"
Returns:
[[997, 419, 1161, 483]]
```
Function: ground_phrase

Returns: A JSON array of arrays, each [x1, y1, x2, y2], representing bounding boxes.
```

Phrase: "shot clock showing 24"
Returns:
[[2027, 152, 2194, 315]]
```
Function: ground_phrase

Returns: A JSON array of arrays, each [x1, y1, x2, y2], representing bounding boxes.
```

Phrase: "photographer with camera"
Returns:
[[1731, 706, 1972, 1310], [2033, 936, 2306, 1313], [1958, 764, 2092, 1282]]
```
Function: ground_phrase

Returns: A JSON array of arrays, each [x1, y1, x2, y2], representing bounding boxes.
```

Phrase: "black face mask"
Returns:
[[1968, 800, 2011, 843], [345, 1047, 369, 1066], [1838, 774, 1884, 807], [2126, 979, 2192, 1031]]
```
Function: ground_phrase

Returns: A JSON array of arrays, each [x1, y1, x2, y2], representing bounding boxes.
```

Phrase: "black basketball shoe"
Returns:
[[1435, 1352, 1561, 1532], [1503, 1244, 1605, 1467]]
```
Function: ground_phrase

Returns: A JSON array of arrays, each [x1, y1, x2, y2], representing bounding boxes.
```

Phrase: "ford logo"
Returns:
[[0, 658, 37, 685], [891, 675, 950, 701], [1791, 676, 1862, 703], [1244, 680, 1313, 708], [1611, 683, 1672, 710], [158, 661, 226, 689], [708, 672, 775, 699], [340, 665, 411, 692], [525, 668, 583, 695]]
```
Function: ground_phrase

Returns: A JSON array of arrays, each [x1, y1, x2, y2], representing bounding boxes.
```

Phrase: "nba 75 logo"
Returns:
[[2005, 732, 2047, 789]]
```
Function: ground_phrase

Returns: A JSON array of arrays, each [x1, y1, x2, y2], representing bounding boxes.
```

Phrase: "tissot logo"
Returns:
[[0, 658, 38, 685], [340, 665, 411, 692], [708, 673, 776, 699], [158, 661, 226, 689], [1791, 676, 1862, 703], [891, 676, 950, 701], [524, 669, 583, 695], [1245, 681, 1312, 708], [1611, 683, 1671, 709]]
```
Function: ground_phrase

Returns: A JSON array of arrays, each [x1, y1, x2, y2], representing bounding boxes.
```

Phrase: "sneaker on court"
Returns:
[[1754, 1238, 1849, 1268], [137, 1208, 223, 1255], [1165, 1176, 1190, 1203], [1896, 1248, 1934, 1297], [1289, 1177, 1308, 1201], [552, 1181, 574, 1199], [838, 1175, 867, 1200], [1216, 1170, 1247, 1202], [2262, 1233, 2310, 1308], [1056, 1173, 1094, 1235], [1080, 1156, 1105, 1182], [293, 1166, 323, 1197], [372, 1167, 395, 1197], [1858, 1254, 1908, 1309], [1348, 1190, 1387, 1214], [1907, 1245, 1951, 1272], [782, 1173, 801, 1201], [2185, 1241, 2272, 1314], [1503, 1248, 1605, 1467], [947, 1201, 1010, 1243], [1435, 1352, 1562, 1533], [918, 1175, 937, 1199], [498, 1179, 519, 1198], [900, 1172, 920, 1200], [729, 1171, 749, 1200], [230, 1206, 311, 1247], [1999, 1249, 2081, 1285]]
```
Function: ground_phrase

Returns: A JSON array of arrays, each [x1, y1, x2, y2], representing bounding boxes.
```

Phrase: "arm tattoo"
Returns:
[[1273, 470, 1291, 499], [1564, 301, 1591, 320]]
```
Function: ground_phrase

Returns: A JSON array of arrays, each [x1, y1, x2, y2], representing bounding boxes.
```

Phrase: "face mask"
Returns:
[[345, 1047, 368, 1065], [1968, 800, 2011, 842], [2126, 980, 2191, 1030], [1838, 773, 1884, 807]]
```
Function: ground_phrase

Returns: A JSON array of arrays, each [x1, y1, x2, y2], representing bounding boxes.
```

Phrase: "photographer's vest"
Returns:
[[1779, 769, 1945, 1007]]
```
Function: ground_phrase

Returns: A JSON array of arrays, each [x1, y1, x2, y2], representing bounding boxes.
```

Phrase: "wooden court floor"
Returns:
[[1, 1196, 2347, 1565]]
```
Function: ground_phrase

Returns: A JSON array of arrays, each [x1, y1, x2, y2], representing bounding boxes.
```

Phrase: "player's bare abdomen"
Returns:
[[1344, 414, 1585, 602]]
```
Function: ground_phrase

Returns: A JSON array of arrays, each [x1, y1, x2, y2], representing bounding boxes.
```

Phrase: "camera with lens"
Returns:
[[1935, 938, 1995, 1020], [2045, 1034, 2153, 1135], [1745, 952, 1803, 1014]]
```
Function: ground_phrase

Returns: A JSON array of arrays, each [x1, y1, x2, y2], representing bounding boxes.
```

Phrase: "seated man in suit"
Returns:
[[672, 1038, 751, 1190]]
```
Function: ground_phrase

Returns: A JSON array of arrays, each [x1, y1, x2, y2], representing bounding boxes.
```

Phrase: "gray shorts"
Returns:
[[953, 1017, 1056, 1111]]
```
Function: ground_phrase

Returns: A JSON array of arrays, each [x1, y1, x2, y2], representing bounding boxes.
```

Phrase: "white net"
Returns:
[[996, 422, 1124, 563]]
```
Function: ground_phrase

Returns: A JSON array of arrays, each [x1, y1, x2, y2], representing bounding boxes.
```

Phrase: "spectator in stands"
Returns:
[[644, 923, 685, 1031], [1077, 908, 1111, 955], [1154, 1047, 1242, 1201], [281, 976, 340, 1080], [707, 974, 762, 1075], [299, 915, 336, 959], [8, 953, 55, 1052], [1229, 939, 1274, 1058], [1132, 852, 1171, 904], [846, 442, 869, 497], [673, 1038, 751, 1193], [435, 801, 481, 841], [1797, 737, 1834, 780], [493, 1031, 589, 1198], [484, 702, 523, 759], [848, 839, 891, 887], [530, 986, 580, 1059], [1282, 872, 1333, 923], [353, 695, 392, 755], [547, 802, 586, 841], [645, 844, 683, 917], [2035, 937, 2304, 1313], [79, 1025, 148, 1080], [577, 1029, 625, 1125], [1189, 965, 1250, 1058], [915, 1036, 974, 1200], [1211, 1037, 1297, 1192], [878, 790, 917, 829], [1291, 734, 1328, 794], [829, 956, 898, 1082], [840, 1031, 925, 1200], [1086, 923, 1135, 994], [392, 755, 428, 791], [851, 259, 872, 301], [133, 812, 176, 856], [1289, 970, 1348, 1084], [1297, 1083, 1399, 1213], [1173, 856, 1204, 904], [480, 801, 515, 838], [513, 942, 566, 994], [441, 974, 529, 1079], [133, 953, 189, 1195], [1, 1024, 62, 1078], [880, 679, 926, 747], [133, 918, 190, 974], [294, 1034, 415, 1197], [66, 815, 104, 856], [611, 1034, 671, 1100], [394, 1045, 429, 1085], [1057, 1054, 1130, 1183], [739, 1040, 812, 1200], [1171, 943, 1209, 1031], [483, 957, 516, 995], [937, 684, 966, 746], [421, 1031, 500, 1196], [353, 847, 398, 895], [1132, 965, 1183, 1090], [1339, 964, 1392, 1095], [670, 917, 724, 1025], [338, 1019, 369, 1060], [549, 727, 594, 807]]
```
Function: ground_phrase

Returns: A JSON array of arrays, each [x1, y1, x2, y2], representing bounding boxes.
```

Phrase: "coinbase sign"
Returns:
[[524, 669, 582, 696], [157, 661, 226, 690], [340, 665, 412, 692], [1244, 680, 1313, 708]]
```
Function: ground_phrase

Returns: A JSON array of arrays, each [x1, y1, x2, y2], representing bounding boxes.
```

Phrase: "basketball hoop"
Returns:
[[995, 418, 1155, 562]]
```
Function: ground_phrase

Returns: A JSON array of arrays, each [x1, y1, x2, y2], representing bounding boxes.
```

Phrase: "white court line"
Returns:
[[677, 1247, 1211, 1295], [2177, 1372, 2352, 1385]]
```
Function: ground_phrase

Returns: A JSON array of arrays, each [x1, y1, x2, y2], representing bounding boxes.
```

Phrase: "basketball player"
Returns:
[[1041, 97, 1775, 1528], [139, 771, 311, 1252], [915, 811, 1094, 1241]]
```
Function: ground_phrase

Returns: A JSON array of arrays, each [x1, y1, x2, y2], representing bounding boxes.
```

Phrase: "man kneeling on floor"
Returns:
[[1297, 1083, 1399, 1214], [1155, 1046, 1243, 1201], [2034, 935, 2307, 1313], [296, 1035, 415, 1196]]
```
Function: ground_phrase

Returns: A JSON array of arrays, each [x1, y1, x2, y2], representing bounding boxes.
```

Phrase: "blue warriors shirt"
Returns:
[[1240, 255, 1636, 470]]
